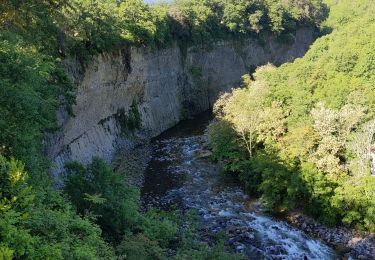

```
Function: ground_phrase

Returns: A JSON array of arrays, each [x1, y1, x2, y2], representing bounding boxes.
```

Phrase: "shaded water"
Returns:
[[141, 112, 337, 259]]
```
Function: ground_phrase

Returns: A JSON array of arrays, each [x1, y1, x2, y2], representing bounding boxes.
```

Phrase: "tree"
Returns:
[[349, 119, 375, 177], [310, 103, 365, 176], [118, 0, 158, 45], [0, 156, 33, 219], [0, 158, 32, 259], [223, 84, 264, 157]]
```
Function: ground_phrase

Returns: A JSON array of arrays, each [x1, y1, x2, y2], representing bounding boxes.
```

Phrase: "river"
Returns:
[[141, 111, 337, 259]]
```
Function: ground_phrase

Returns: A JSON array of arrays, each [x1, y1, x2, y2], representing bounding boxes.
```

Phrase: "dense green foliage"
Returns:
[[1, 0, 328, 55], [0, 156, 114, 259], [64, 158, 242, 259], [0, 33, 73, 175], [65, 158, 179, 257], [65, 158, 141, 241], [1, 155, 241, 259], [168, 0, 327, 44], [209, 0, 375, 231]]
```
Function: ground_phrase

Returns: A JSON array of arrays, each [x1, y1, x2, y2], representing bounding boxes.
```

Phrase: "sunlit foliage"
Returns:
[[209, 0, 375, 231]]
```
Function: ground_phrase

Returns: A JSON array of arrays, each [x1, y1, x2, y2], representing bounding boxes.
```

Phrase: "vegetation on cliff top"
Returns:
[[209, 0, 375, 232], [1, 0, 327, 56]]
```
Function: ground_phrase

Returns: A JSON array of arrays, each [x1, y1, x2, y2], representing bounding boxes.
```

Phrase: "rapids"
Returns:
[[141, 112, 337, 259]]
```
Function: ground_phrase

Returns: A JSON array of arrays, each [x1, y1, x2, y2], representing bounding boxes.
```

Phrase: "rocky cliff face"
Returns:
[[46, 28, 314, 178]]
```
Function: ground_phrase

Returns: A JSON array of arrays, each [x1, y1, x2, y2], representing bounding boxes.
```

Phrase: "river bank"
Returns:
[[286, 213, 375, 259], [117, 112, 374, 259], [245, 197, 375, 259], [138, 112, 339, 259]]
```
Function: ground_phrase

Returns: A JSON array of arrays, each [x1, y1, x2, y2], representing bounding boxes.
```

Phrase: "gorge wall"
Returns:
[[45, 28, 314, 178]]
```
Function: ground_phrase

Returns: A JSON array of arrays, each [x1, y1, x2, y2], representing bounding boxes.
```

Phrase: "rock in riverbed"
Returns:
[[287, 213, 375, 259]]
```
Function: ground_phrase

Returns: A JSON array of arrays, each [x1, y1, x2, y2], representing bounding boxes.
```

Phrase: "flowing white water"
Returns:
[[142, 115, 337, 259]]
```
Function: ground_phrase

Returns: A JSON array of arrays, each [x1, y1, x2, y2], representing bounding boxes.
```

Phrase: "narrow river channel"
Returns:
[[141, 112, 337, 259]]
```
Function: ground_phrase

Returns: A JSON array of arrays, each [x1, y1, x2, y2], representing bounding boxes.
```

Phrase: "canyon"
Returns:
[[45, 28, 314, 178]]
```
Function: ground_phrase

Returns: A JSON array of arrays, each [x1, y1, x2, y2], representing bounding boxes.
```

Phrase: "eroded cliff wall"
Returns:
[[46, 28, 314, 177]]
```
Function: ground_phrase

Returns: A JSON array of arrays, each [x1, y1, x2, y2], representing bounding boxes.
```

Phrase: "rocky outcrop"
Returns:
[[46, 28, 315, 178]]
